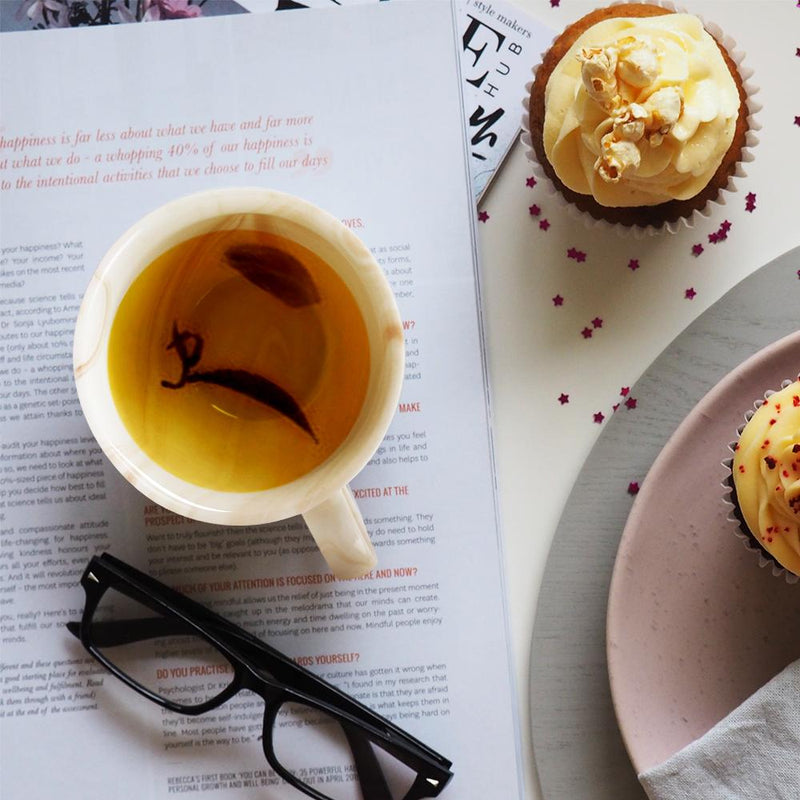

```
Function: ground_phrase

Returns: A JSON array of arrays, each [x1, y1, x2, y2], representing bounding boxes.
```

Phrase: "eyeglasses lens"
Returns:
[[91, 587, 235, 708], [272, 700, 418, 800]]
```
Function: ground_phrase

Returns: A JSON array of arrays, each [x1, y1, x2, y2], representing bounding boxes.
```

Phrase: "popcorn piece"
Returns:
[[578, 46, 620, 110], [642, 86, 683, 146], [613, 103, 648, 142], [595, 135, 641, 182], [616, 36, 660, 89]]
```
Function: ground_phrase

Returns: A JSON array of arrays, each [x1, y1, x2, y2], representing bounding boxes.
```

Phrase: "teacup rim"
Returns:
[[72, 186, 404, 525]]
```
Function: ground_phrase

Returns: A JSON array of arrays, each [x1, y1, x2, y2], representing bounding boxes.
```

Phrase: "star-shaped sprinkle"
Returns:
[[627, 481, 640, 495], [550, 0, 560, 6], [592, 317, 603, 329], [620, 387, 630, 396], [612, 403, 620, 412], [707, 219, 732, 244], [745, 192, 757, 212], [685, 287, 697, 300], [539, 219, 550, 231], [593, 411, 605, 424], [628, 258, 640, 271], [795, 116, 800, 127], [567, 247, 587, 262], [691, 243, 704, 257], [624, 397, 638, 410], [529, 203, 541, 217], [552, 294, 564, 306], [581, 327, 593, 339], [567, 247, 578, 259], [478, 210, 490, 222], [796, 47, 800, 57], [526, 176, 537, 187], [558, 393, 569, 405]]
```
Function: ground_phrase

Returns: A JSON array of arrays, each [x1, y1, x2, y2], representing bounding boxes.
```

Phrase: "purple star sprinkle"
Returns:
[[624, 397, 638, 410], [745, 192, 757, 212], [685, 287, 697, 300], [529, 203, 541, 217], [628, 258, 640, 271], [708, 220, 732, 243], [526, 176, 537, 187], [692, 243, 704, 257], [567, 247, 577, 259], [627, 481, 640, 495], [558, 393, 569, 405], [478, 210, 490, 222], [581, 327, 593, 339], [620, 387, 630, 396], [539, 219, 550, 231], [591, 317, 603, 329], [552, 294, 564, 306], [795, 116, 800, 127], [593, 411, 605, 424]]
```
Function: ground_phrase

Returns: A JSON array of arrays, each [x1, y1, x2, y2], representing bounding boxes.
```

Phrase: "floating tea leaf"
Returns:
[[224, 244, 321, 307]]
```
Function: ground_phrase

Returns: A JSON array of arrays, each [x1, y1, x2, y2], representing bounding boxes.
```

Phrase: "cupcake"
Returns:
[[525, 3, 751, 230], [729, 379, 800, 581]]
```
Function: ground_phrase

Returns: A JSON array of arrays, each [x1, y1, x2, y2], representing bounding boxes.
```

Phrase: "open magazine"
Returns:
[[1, 2, 524, 798], [0, 0, 552, 202]]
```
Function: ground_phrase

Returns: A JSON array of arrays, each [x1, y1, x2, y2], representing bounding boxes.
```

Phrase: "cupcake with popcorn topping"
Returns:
[[727, 378, 800, 583], [524, 3, 754, 232]]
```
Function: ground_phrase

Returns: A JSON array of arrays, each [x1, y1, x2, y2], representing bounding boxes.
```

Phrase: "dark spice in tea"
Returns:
[[162, 322, 318, 443], [107, 227, 370, 492]]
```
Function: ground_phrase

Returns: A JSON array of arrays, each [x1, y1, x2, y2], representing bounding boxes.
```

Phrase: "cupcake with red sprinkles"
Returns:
[[726, 377, 800, 583]]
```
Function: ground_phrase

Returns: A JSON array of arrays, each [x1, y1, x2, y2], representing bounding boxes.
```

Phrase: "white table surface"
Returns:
[[477, 1, 799, 796], [56, 0, 798, 795]]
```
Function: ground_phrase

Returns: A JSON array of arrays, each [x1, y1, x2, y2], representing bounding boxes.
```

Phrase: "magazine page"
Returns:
[[240, 0, 555, 200], [0, 3, 522, 798], [0, 0, 554, 203]]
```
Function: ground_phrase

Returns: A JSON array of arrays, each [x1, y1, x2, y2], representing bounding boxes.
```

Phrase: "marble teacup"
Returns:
[[73, 187, 404, 578]]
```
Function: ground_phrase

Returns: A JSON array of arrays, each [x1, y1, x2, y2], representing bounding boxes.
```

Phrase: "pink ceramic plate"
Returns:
[[607, 331, 800, 774]]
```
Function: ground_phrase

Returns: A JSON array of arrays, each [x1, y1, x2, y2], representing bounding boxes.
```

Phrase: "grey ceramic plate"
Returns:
[[530, 246, 800, 800]]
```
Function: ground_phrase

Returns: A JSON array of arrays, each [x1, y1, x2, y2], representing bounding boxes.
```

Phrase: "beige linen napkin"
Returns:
[[639, 658, 800, 800]]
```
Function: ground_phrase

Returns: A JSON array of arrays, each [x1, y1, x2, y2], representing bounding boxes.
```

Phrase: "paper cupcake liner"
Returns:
[[722, 376, 800, 585], [520, 0, 761, 239]]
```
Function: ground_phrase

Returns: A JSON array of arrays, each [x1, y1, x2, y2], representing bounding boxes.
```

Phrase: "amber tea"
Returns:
[[107, 228, 371, 493]]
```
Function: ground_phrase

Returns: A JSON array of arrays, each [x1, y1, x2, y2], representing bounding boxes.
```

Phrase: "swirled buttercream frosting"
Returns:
[[543, 14, 741, 207], [732, 381, 800, 577]]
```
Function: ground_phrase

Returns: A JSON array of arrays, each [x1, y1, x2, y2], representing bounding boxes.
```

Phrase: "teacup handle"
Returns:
[[303, 486, 377, 579]]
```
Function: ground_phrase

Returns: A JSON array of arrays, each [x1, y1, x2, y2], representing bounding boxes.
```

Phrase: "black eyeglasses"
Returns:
[[67, 553, 453, 800]]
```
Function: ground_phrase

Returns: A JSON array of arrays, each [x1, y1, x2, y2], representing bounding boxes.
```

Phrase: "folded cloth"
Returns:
[[638, 659, 800, 800]]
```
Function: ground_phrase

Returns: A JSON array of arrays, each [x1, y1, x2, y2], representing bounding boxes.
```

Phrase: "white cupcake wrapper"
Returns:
[[722, 376, 800, 585], [520, 0, 761, 239]]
